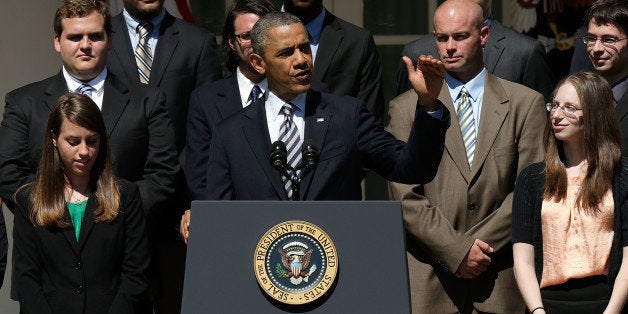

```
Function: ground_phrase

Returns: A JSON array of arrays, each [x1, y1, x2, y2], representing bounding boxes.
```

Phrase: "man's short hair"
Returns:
[[54, 0, 112, 37], [250, 12, 302, 56], [585, 0, 628, 35]]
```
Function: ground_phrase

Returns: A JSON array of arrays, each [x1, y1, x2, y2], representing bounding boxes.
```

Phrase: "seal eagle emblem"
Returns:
[[254, 220, 338, 305]]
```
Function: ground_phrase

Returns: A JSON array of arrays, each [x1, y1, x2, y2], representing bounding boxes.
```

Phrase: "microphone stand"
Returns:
[[270, 141, 319, 201]]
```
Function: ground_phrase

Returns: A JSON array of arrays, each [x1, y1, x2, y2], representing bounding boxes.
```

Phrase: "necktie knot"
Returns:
[[76, 83, 95, 98], [137, 22, 153, 37], [249, 85, 262, 103], [281, 103, 295, 116]]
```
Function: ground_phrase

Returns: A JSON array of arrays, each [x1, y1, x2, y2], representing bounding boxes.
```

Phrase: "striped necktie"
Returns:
[[76, 83, 95, 99], [278, 103, 302, 199], [456, 87, 476, 168], [135, 22, 154, 84]]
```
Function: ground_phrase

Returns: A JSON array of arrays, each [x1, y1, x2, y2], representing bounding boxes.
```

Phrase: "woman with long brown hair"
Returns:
[[512, 72, 628, 313], [13, 93, 149, 313]]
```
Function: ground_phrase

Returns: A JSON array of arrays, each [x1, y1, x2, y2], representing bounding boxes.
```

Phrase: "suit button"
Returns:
[[74, 261, 82, 270], [76, 285, 84, 294], [467, 203, 476, 211]]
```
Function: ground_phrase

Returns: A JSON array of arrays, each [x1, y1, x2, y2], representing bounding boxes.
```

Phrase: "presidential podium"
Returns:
[[181, 201, 411, 313]]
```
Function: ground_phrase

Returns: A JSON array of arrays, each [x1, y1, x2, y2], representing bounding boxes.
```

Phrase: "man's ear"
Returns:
[[249, 52, 266, 75]]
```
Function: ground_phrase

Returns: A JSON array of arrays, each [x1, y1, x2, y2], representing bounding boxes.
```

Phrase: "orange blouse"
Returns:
[[540, 176, 615, 288]]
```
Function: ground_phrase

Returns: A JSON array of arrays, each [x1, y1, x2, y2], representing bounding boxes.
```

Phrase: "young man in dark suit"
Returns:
[[179, 12, 449, 241], [185, 0, 275, 202], [582, 0, 628, 156], [283, 0, 385, 122], [0, 0, 178, 305]]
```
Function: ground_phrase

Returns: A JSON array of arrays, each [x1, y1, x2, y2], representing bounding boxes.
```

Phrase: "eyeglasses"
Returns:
[[234, 31, 251, 43], [582, 35, 628, 46], [546, 102, 583, 117]]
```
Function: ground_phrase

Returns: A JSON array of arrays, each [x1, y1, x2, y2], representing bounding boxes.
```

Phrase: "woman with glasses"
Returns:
[[512, 72, 628, 314], [13, 94, 150, 313]]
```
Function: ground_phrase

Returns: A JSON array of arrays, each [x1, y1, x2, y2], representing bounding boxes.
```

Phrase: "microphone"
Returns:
[[299, 140, 319, 174], [270, 141, 288, 172]]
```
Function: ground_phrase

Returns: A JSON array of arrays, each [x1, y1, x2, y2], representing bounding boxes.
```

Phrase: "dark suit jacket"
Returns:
[[184, 75, 330, 200], [185, 76, 242, 200], [618, 90, 628, 157], [14, 181, 150, 314], [313, 10, 385, 122], [107, 12, 222, 153], [204, 90, 449, 200], [388, 73, 546, 313], [397, 20, 555, 101], [0, 72, 179, 215]]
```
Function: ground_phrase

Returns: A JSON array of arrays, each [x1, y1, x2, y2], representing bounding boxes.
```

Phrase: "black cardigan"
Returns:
[[512, 161, 628, 293]]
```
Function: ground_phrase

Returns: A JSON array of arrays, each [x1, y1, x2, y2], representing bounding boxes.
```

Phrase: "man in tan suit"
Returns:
[[388, 0, 546, 312]]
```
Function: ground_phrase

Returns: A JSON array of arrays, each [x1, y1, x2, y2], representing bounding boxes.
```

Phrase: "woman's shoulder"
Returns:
[[520, 162, 546, 179], [13, 184, 35, 215]]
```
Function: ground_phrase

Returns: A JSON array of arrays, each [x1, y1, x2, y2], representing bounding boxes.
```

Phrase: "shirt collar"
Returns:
[[122, 8, 166, 35], [305, 9, 325, 44], [280, 5, 325, 44], [267, 91, 307, 117], [236, 67, 269, 106], [62, 66, 107, 93], [445, 68, 487, 102]]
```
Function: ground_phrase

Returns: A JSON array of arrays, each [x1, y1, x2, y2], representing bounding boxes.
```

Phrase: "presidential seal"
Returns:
[[254, 220, 338, 305]]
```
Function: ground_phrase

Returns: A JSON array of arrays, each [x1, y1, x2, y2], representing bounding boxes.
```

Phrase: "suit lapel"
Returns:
[[470, 74, 509, 180], [101, 74, 131, 136], [300, 91, 330, 199], [150, 13, 179, 86], [61, 208, 80, 257], [241, 99, 288, 199], [217, 76, 244, 120], [44, 72, 71, 110], [483, 22, 506, 74], [313, 11, 342, 82], [110, 15, 139, 83], [76, 196, 97, 253], [442, 87, 472, 182], [615, 90, 628, 124]]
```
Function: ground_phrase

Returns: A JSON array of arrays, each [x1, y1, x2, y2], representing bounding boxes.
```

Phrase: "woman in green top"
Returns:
[[13, 93, 150, 314]]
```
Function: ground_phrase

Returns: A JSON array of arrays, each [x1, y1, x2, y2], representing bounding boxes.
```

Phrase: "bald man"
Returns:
[[388, 0, 545, 312]]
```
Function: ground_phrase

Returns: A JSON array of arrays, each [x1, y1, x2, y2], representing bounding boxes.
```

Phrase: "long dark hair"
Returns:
[[543, 72, 622, 213], [29, 93, 120, 228], [223, 0, 276, 72]]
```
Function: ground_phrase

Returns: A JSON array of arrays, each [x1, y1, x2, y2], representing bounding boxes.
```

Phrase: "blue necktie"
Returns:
[[76, 83, 95, 99]]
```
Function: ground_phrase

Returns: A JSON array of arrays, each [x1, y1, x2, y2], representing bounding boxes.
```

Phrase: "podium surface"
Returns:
[[182, 201, 410, 313]]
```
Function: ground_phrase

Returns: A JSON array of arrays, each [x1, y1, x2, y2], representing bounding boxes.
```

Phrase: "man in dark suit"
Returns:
[[0, 0, 178, 304], [185, 0, 275, 201], [107, 0, 222, 154], [396, 0, 555, 102], [179, 12, 449, 241], [388, 0, 545, 312], [283, 0, 385, 122], [582, 0, 628, 156]]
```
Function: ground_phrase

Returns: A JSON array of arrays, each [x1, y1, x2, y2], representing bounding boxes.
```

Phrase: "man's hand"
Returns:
[[403, 55, 445, 111], [455, 239, 493, 279], [180, 209, 191, 244]]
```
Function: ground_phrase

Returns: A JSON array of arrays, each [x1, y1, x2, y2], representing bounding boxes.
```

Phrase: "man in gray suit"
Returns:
[[397, 0, 555, 101], [388, 0, 546, 312]]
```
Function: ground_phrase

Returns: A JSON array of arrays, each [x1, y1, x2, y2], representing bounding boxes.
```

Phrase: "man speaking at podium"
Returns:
[[180, 12, 449, 241]]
